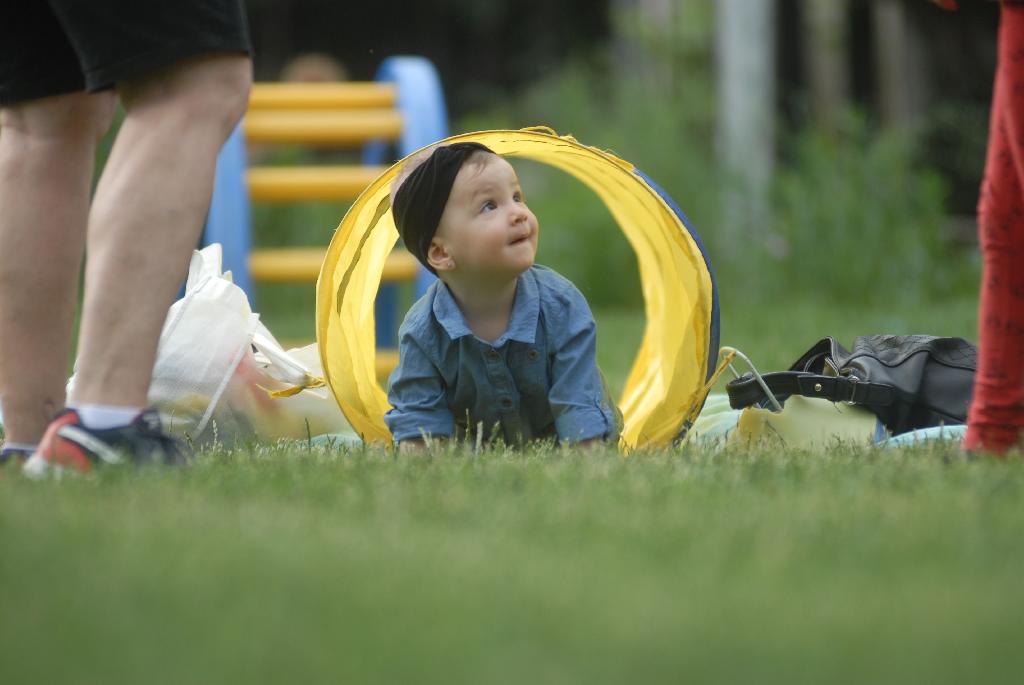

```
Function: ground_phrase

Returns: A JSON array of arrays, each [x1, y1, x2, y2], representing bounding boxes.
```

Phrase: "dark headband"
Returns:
[[392, 142, 495, 274]]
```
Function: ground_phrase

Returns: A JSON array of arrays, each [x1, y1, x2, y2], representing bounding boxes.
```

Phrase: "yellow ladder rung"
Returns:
[[249, 83, 396, 110], [375, 348, 400, 381], [247, 165, 387, 201], [250, 247, 420, 283], [244, 109, 403, 145]]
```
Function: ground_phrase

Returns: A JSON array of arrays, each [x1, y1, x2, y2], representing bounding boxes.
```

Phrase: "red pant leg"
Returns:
[[965, 5, 1024, 453]]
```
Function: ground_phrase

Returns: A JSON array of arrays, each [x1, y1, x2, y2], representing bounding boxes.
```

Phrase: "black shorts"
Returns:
[[0, 0, 252, 105]]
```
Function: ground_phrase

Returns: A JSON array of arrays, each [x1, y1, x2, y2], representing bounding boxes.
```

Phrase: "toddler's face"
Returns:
[[434, 155, 539, 281]]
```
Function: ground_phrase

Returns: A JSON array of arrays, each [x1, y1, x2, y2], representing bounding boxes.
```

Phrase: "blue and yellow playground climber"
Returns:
[[203, 56, 448, 376]]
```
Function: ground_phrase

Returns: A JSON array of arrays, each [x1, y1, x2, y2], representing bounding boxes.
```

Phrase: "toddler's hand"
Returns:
[[398, 437, 427, 454]]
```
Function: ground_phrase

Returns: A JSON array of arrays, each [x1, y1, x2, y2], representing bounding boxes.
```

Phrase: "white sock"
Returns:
[[2, 441, 37, 453], [71, 404, 142, 430]]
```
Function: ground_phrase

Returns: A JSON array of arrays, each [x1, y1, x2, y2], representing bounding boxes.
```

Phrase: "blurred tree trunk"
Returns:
[[715, 0, 777, 255], [801, 0, 850, 134], [611, 0, 676, 91], [873, 0, 928, 129]]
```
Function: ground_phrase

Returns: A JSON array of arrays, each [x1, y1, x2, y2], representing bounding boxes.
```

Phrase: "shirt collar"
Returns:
[[432, 268, 539, 346]]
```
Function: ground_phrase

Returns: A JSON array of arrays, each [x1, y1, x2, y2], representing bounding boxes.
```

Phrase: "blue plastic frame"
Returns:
[[203, 125, 252, 296], [363, 56, 448, 345]]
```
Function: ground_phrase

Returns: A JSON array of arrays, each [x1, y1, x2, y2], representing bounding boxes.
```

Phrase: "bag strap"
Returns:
[[726, 371, 897, 410]]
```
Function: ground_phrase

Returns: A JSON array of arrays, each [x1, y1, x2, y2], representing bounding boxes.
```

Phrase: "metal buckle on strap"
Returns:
[[843, 376, 860, 404]]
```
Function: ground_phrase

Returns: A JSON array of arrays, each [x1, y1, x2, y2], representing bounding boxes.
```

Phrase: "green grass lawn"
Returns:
[[3, 444, 1024, 684], [5, 293, 1015, 685]]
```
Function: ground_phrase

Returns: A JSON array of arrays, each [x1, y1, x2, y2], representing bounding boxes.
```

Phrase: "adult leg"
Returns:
[[69, 54, 251, 409], [0, 91, 117, 443], [965, 6, 1024, 454]]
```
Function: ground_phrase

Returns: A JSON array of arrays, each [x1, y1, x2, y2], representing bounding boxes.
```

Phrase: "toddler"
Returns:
[[384, 142, 620, 450]]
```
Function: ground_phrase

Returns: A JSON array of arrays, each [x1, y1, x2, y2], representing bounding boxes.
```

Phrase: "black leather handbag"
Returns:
[[726, 335, 977, 435]]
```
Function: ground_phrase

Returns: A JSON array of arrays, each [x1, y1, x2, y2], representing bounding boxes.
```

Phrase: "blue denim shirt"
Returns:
[[385, 265, 619, 445]]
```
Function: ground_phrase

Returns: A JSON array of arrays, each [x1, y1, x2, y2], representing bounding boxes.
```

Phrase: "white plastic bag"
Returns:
[[76, 243, 357, 445], [218, 321, 358, 443]]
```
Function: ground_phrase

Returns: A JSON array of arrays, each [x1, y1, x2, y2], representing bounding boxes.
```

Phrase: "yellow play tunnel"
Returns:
[[316, 128, 720, 449]]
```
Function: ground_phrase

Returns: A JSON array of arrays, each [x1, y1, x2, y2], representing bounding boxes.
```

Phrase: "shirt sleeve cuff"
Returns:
[[384, 409, 455, 443], [554, 405, 614, 443]]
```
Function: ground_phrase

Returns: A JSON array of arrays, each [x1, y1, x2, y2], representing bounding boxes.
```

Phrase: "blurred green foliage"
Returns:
[[767, 116, 978, 305], [237, 3, 981, 334], [78, 1, 984, 340]]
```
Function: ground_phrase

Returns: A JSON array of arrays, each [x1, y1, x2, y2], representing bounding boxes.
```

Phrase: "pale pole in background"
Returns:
[[801, 0, 850, 136], [715, 0, 777, 257], [873, 0, 928, 130], [611, 0, 676, 92]]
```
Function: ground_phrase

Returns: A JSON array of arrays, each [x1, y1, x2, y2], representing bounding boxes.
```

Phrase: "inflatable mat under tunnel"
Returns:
[[316, 128, 720, 449]]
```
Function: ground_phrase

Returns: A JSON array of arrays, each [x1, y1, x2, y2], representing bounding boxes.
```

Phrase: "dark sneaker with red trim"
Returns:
[[1, 447, 32, 466], [23, 408, 188, 478]]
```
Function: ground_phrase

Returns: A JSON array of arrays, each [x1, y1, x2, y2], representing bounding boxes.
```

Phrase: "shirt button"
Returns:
[[500, 398, 513, 409], [487, 349, 500, 361], [527, 348, 539, 361]]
